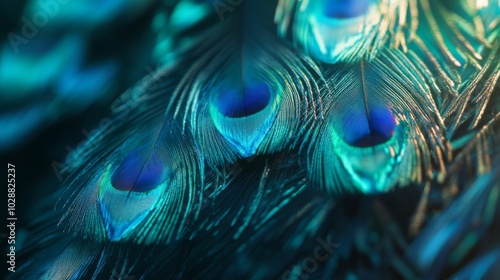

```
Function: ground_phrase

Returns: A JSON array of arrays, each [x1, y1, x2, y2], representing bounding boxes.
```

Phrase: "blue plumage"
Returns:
[[323, 0, 374, 18], [209, 79, 281, 157], [6, 0, 500, 279], [216, 81, 272, 118], [111, 148, 168, 192]]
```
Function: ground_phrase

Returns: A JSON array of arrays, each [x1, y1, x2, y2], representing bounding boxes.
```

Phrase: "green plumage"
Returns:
[[8, 0, 500, 279]]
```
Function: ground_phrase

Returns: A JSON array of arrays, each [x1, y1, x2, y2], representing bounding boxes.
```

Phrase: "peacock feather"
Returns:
[[308, 47, 449, 193], [5, 0, 500, 279]]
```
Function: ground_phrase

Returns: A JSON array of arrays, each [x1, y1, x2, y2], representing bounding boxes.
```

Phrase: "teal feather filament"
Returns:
[[186, 22, 323, 165], [12, 0, 500, 278], [309, 48, 448, 194]]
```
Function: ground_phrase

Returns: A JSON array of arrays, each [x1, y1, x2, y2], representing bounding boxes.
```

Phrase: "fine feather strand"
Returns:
[[405, 0, 500, 135], [309, 47, 449, 194], [407, 155, 500, 279]]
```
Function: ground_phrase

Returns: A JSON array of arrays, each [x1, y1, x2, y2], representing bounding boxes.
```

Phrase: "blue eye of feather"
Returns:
[[323, 0, 373, 18], [111, 149, 165, 192], [217, 81, 271, 118], [342, 106, 396, 147]]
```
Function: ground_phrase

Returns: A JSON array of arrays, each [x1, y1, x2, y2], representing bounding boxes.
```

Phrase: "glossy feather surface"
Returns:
[[5, 0, 500, 279]]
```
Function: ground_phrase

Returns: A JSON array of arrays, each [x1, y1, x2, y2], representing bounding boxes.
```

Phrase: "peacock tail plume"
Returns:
[[5, 0, 500, 279]]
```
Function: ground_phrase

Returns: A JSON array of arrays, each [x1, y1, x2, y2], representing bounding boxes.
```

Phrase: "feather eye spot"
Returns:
[[323, 0, 373, 19], [111, 149, 166, 192], [217, 81, 271, 118], [342, 106, 396, 147]]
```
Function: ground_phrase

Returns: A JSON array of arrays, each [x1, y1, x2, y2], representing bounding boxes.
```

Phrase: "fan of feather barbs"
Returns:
[[8, 0, 500, 279]]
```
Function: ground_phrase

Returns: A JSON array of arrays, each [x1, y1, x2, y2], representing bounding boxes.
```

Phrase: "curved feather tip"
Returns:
[[216, 81, 272, 118], [323, 0, 374, 19], [340, 105, 396, 147], [100, 161, 166, 241], [209, 80, 282, 157], [111, 148, 168, 192]]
